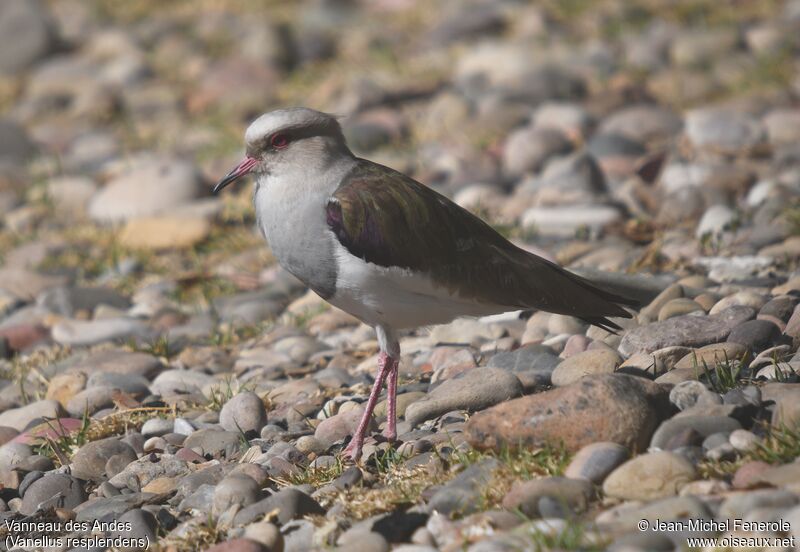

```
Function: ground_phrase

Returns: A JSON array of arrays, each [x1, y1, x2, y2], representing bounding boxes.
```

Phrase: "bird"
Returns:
[[214, 107, 637, 461]]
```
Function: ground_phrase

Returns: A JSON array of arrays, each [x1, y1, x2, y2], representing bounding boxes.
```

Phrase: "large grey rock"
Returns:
[[71, 437, 138, 482], [405, 367, 522, 426], [19, 473, 87, 515], [619, 306, 755, 356], [233, 488, 324, 526]]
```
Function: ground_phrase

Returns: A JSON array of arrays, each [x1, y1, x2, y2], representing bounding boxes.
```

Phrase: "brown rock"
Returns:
[[118, 216, 210, 250], [602, 451, 697, 500], [46, 371, 87, 408], [674, 342, 748, 370], [732, 460, 772, 489], [550, 349, 622, 386], [465, 374, 668, 453], [501, 476, 595, 517], [0, 324, 50, 352]]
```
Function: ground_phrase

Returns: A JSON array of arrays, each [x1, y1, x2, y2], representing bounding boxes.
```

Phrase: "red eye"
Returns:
[[271, 133, 289, 149]]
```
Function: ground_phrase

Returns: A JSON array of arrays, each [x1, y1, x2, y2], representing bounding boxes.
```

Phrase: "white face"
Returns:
[[214, 108, 349, 193]]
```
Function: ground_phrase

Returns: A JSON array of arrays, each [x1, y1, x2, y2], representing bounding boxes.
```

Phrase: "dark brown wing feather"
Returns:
[[326, 159, 637, 330]]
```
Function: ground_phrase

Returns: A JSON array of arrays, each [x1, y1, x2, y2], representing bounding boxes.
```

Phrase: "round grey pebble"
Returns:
[[71, 437, 138, 482], [141, 418, 174, 438], [213, 474, 263, 514], [564, 442, 629, 484], [219, 391, 268, 435], [19, 474, 87, 515]]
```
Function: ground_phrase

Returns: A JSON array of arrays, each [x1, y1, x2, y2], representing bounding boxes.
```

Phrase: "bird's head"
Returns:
[[213, 107, 351, 193]]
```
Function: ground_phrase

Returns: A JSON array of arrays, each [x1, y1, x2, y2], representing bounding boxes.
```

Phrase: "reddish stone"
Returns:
[[561, 334, 590, 358], [0, 324, 49, 352], [175, 447, 206, 463], [465, 374, 669, 453], [12, 418, 83, 445], [732, 460, 772, 489]]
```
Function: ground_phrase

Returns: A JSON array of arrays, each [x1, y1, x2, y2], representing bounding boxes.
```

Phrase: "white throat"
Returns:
[[253, 154, 357, 298]]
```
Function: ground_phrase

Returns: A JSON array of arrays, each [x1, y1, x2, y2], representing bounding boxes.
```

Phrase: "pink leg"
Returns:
[[382, 358, 399, 441], [343, 352, 391, 461]]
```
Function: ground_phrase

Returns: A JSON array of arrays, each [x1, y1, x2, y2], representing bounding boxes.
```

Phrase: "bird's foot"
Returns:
[[343, 438, 363, 462], [381, 426, 397, 442]]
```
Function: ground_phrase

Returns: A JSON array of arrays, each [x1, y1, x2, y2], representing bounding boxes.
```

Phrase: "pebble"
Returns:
[[0, 0, 57, 74], [183, 429, 242, 458], [602, 451, 697, 501], [405, 367, 522, 426], [88, 157, 203, 223], [564, 442, 629, 484], [550, 349, 622, 386], [150, 369, 216, 396], [729, 429, 760, 452], [118, 216, 211, 250], [685, 108, 766, 154], [20, 473, 87, 515], [618, 306, 755, 356], [503, 126, 571, 178], [214, 473, 263, 514], [220, 391, 268, 435], [233, 488, 325, 526], [243, 522, 284, 551], [501, 476, 594, 518], [71, 437, 138, 481], [51, 317, 150, 347], [726, 319, 783, 352], [0, 400, 62, 431], [314, 406, 373, 448], [650, 415, 741, 450], [669, 381, 721, 410], [0, 442, 32, 470], [465, 374, 668, 453], [80, 350, 163, 378], [658, 298, 704, 321]]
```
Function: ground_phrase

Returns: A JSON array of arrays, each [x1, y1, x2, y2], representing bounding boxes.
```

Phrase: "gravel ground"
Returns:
[[1, 1, 800, 551]]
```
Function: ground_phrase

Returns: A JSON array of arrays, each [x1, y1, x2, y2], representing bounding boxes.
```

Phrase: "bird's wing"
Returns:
[[326, 159, 636, 330]]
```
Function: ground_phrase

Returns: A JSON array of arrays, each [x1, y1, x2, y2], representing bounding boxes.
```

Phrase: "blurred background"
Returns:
[[0, 0, 799, 347]]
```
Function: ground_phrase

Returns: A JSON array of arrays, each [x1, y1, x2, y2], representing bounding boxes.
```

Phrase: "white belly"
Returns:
[[329, 242, 504, 329]]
